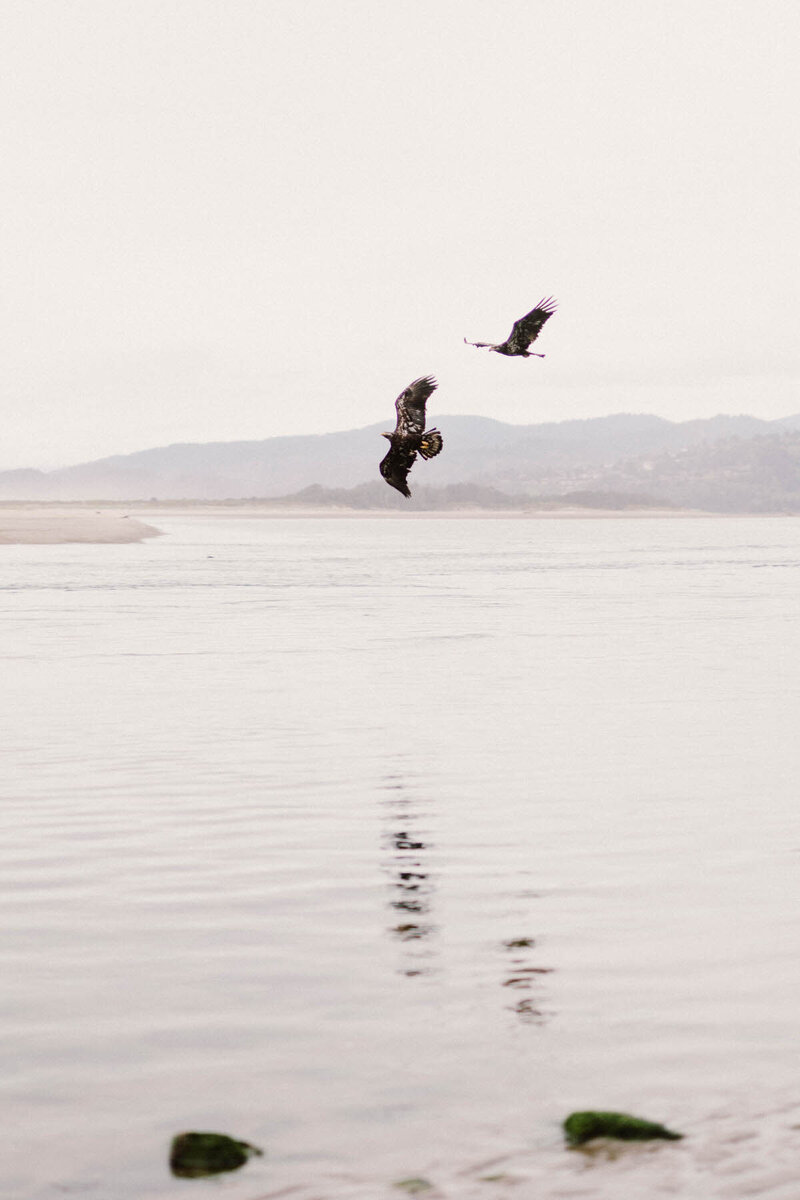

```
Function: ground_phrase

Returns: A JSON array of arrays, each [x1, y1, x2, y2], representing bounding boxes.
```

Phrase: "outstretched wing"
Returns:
[[393, 375, 437, 439], [380, 443, 417, 497], [506, 297, 557, 352]]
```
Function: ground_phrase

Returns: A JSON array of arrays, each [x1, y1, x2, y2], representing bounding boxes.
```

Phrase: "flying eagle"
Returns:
[[465, 297, 557, 357], [379, 375, 443, 498]]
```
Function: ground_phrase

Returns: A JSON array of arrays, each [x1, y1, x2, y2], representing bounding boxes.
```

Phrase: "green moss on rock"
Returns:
[[563, 1111, 683, 1147], [169, 1131, 263, 1178]]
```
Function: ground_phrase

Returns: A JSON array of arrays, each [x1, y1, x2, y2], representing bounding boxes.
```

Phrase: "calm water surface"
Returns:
[[3, 516, 800, 1199]]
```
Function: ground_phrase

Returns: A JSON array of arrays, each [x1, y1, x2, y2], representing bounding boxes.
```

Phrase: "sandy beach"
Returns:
[[0, 506, 162, 545]]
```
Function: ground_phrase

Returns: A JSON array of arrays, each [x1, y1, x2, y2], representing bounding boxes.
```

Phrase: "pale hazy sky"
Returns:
[[1, 0, 797, 469]]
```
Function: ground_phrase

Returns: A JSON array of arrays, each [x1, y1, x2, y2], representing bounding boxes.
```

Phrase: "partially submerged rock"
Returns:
[[169, 1131, 263, 1178], [563, 1111, 683, 1148]]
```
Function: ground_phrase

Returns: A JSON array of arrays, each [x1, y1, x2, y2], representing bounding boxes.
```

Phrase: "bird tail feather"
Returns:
[[419, 429, 443, 460]]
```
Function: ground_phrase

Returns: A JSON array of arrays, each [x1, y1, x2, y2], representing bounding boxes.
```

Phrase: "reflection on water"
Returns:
[[500, 936, 553, 1024], [380, 776, 438, 977]]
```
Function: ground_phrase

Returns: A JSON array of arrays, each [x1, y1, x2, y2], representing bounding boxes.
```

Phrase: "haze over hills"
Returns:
[[3, 411, 800, 511]]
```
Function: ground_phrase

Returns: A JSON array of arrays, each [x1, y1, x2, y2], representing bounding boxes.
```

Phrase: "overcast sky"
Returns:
[[1, 0, 797, 469]]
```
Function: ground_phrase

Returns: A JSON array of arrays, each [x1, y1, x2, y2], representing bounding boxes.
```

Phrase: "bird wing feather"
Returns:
[[393, 375, 437, 439], [505, 297, 557, 351]]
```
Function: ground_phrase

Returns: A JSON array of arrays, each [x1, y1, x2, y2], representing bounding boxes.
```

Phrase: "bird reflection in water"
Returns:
[[380, 776, 438, 977], [500, 936, 553, 1024]]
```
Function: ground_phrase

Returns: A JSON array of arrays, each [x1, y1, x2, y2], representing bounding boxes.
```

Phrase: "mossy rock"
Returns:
[[169, 1131, 263, 1178], [393, 1179, 433, 1194], [563, 1111, 683, 1147]]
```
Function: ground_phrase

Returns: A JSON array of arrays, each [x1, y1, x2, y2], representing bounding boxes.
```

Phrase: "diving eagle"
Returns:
[[379, 375, 443, 498], [465, 297, 557, 357]]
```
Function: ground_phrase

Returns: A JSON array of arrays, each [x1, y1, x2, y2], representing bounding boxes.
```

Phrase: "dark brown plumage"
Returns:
[[465, 297, 557, 357], [379, 375, 443, 498]]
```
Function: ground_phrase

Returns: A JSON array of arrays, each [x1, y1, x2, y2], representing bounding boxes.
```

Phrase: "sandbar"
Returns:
[[0, 505, 162, 545]]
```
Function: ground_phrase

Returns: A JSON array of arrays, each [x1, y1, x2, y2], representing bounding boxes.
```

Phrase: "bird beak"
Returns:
[[381, 432, 391, 439]]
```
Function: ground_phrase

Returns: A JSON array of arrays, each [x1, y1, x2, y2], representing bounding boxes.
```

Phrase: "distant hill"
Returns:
[[584, 429, 800, 513], [2, 411, 800, 510], [269, 481, 674, 512]]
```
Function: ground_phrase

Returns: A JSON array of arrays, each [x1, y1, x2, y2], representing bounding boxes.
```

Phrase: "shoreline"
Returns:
[[0, 501, 796, 543], [136, 505, 782, 520]]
